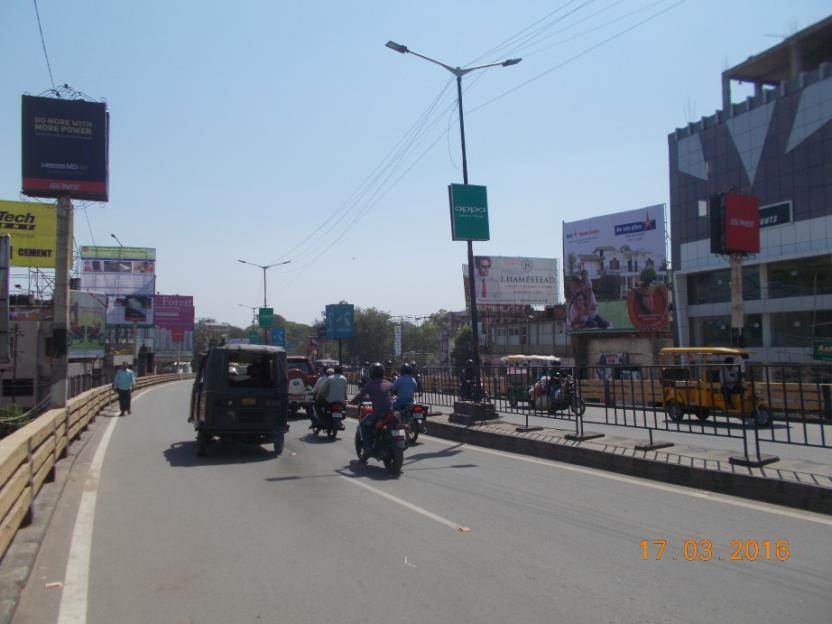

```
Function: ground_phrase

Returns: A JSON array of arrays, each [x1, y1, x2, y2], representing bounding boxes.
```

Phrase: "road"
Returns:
[[12, 381, 832, 624]]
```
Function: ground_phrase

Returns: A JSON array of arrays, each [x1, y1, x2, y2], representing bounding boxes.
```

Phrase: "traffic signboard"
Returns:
[[258, 307, 274, 328], [449, 183, 489, 241], [325, 304, 355, 339], [248, 329, 261, 344], [270, 327, 286, 348]]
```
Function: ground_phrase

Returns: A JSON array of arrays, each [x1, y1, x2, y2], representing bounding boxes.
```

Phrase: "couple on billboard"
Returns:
[[567, 270, 611, 330]]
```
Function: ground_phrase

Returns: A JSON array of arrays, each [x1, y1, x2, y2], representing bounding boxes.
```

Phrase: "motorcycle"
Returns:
[[529, 374, 586, 416], [354, 402, 406, 475], [311, 401, 345, 440], [399, 402, 428, 444], [459, 377, 488, 402]]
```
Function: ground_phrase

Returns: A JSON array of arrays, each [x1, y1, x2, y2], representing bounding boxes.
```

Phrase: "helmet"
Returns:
[[466, 359, 474, 366], [334, 365, 343, 374], [401, 363, 412, 375], [325, 367, 334, 375], [370, 362, 384, 379]]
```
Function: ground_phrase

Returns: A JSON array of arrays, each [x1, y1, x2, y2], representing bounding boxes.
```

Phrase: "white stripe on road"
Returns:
[[418, 433, 832, 528], [57, 388, 157, 624], [339, 475, 470, 532]]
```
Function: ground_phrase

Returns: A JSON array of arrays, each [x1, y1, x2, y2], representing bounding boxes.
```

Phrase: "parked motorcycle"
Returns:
[[311, 401, 345, 440], [529, 374, 586, 416], [354, 403, 406, 475], [399, 403, 428, 444], [459, 378, 488, 402]]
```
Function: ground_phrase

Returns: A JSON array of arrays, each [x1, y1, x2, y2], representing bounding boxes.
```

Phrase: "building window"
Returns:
[[770, 310, 832, 347], [687, 266, 760, 304], [691, 314, 762, 347], [768, 255, 832, 299], [3, 379, 34, 397]]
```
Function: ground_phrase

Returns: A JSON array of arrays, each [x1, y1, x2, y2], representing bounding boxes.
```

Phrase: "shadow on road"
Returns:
[[404, 442, 464, 465], [294, 432, 343, 445], [163, 440, 275, 467], [339, 461, 402, 481]]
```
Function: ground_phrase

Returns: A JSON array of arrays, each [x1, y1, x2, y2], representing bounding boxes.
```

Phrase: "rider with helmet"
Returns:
[[391, 363, 417, 411], [353, 362, 393, 454]]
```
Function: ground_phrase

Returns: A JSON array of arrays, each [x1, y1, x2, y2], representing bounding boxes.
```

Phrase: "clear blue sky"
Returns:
[[2, 1, 829, 327]]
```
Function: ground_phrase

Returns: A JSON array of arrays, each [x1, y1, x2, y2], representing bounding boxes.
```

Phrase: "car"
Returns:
[[286, 355, 317, 417]]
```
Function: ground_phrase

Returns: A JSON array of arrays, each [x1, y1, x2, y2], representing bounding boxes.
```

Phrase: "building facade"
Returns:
[[669, 19, 832, 363]]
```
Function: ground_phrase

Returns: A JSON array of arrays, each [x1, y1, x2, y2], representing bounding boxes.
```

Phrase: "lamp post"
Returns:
[[237, 259, 291, 344], [386, 41, 520, 402]]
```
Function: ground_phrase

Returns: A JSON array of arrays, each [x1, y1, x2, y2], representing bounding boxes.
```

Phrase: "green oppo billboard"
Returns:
[[449, 183, 489, 241]]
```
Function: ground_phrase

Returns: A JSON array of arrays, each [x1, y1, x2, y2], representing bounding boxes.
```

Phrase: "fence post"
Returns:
[[23, 438, 34, 526], [729, 364, 779, 468], [60, 407, 70, 458]]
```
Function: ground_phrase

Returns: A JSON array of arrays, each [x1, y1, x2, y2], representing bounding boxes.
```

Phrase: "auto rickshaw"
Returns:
[[190, 344, 290, 456], [659, 347, 771, 426], [500, 355, 562, 407]]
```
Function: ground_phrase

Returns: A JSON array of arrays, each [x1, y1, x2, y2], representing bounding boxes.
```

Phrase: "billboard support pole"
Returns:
[[51, 195, 72, 408], [730, 252, 744, 348], [338, 339, 342, 366]]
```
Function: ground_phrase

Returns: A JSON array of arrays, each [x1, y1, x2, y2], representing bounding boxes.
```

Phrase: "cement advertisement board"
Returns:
[[0, 199, 60, 268], [21, 96, 109, 201], [462, 256, 559, 306], [80, 246, 156, 295], [563, 206, 669, 333]]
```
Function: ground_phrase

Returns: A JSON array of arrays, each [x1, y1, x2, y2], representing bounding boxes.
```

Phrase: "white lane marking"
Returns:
[[57, 388, 157, 623], [338, 475, 470, 532], [404, 556, 417, 568], [418, 433, 832, 528]]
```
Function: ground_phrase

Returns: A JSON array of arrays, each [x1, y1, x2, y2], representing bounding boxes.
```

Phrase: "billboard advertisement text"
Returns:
[[69, 291, 106, 358], [80, 246, 156, 295], [154, 295, 195, 330], [106, 295, 154, 326], [0, 199, 59, 268], [21, 96, 109, 201], [462, 256, 559, 306], [563, 206, 669, 333]]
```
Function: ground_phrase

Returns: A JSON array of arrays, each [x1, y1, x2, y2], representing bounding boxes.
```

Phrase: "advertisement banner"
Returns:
[[394, 323, 402, 357], [154, 295, 195, 330], [563, 206, 669, 333], [80, 246, 156, 295], [69, 291, 106, 358], [723, 193, 760, 253], [462, 256, 559, 306], [0, 200, 60, 268], [106, 295, 154, 326], [21, 96, 109, 201], [325, 304, 355, 339], [449, 184, 490, 241]]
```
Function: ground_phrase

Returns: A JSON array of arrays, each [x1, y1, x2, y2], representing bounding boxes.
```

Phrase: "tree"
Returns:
[[341, 307, 392, 363], [639, 265, 658, 288], [450, 325, 473, 373]]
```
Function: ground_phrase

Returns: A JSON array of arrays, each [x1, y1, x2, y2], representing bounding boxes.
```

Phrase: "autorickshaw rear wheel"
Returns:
[[196, 431, 209, 456], [274, 432, 285, 456]]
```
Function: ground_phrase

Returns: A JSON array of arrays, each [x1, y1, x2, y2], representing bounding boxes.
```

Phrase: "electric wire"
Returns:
[[32, 0, 56, 91]]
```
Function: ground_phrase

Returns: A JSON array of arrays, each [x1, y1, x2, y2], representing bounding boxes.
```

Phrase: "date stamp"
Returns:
[[640, 539, 791, 561]]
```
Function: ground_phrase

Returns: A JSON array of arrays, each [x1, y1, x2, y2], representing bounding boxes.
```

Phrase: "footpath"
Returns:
[[418, 410, 832, 515]]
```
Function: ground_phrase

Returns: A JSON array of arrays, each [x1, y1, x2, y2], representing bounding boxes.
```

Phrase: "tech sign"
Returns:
[[723, 193, 760, 254]]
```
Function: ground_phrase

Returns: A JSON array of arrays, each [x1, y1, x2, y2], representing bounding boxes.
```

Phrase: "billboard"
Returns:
[[21, 96, 109, 201], [80, 246, 155, 295], [106, 295, 154, 326], [0, 200, 61, 268], [563, 206, 669, 333], [723, 193, 760, 254], [462, 256, 559, 306], [325, 304, 355, 339], [154, 295, 194, 330], [68, 291, 106, 358]]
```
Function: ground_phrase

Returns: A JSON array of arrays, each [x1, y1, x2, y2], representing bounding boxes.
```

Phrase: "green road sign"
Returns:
[[449, 183, 489, 241], [814, 338, 832, 361], [258, 307, 274, 328]]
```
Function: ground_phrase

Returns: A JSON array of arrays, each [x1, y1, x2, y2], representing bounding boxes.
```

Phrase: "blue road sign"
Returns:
[[325, 304, 355, 340], [270, 327, 286, 347]]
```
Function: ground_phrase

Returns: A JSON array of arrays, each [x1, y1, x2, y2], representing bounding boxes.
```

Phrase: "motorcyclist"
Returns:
[[318, 365, 348, 416], [358, 362, 371, 388], [391, 363, 418, 412], [547, 367, 563, 402], [352, 362, 393, 455], [460, 358, 476, 400], [410, 361, 423, 393], [311, 367, 334, 427]]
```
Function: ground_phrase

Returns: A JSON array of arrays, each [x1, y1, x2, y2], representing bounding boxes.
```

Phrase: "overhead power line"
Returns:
[[32, 0, 56, 91]]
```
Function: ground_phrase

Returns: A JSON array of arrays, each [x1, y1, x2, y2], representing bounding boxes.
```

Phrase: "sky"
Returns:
[[2, 0, 830, 327]]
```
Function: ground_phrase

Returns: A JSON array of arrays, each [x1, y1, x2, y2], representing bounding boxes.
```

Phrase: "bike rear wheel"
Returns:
[[383, 448, 404, 475]]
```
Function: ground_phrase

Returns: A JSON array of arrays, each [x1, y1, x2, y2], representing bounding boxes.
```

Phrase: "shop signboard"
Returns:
[[0, 199, 62, 268]]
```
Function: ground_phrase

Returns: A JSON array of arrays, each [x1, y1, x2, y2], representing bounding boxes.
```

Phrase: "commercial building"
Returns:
[[669, 17, 832, 363]]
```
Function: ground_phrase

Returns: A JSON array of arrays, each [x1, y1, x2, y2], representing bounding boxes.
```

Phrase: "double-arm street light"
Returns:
[[237, 259, 292, 345], [386, 40, 521, 401]]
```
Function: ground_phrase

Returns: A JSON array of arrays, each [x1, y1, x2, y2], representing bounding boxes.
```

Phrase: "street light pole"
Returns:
[[386, 40, 521, 402], [238, 259, 291, 345]]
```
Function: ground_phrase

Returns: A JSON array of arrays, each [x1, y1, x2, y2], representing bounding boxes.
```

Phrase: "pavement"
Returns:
[[7, 381, 832, 624]]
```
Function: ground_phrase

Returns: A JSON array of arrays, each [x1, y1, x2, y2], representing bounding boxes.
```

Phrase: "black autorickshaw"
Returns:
[[190, 345, 289, 456]]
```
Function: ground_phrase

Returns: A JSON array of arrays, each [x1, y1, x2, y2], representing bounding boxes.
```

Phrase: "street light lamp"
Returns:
[[110, 233, 125, 247], [237, 259, 292, 344], [386, 40, 521, 403]]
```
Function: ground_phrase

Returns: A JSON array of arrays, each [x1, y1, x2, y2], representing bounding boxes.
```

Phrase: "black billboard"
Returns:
[[21, 95, 109, 202]]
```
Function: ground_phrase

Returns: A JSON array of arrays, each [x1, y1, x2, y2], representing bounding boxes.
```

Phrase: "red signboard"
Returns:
[[171, 327, 185, 343], [723, 193, 760, 253]]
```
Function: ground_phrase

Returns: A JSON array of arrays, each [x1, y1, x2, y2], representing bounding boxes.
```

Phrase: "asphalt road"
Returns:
[[12, 381, 832, 624]]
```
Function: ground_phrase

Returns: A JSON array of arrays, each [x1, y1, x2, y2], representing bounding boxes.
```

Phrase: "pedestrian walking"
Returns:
[[113, 362, 136, 416]]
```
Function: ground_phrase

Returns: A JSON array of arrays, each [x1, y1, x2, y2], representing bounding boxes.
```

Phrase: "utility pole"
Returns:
[[51, 196, 72, 408], [730, 252, 744, 347]]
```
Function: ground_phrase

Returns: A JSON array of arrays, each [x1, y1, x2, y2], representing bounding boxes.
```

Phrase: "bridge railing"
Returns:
[[0, 374, 192, 562]]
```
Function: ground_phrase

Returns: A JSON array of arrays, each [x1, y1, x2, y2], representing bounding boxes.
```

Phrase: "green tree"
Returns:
[[639, 265, 658, 288], [341, 307, 392, 363], [450, 325, 474, 373]]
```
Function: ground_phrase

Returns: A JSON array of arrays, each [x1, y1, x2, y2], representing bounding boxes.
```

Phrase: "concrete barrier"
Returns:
[[0, 374, 192, 562]]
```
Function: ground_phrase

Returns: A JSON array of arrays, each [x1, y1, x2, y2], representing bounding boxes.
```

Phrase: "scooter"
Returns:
[[399, 403, 428, 445], [354, 404, 406, 475], [311, 401, 345, 440]]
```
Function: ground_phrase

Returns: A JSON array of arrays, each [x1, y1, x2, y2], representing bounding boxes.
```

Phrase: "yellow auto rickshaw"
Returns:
[[659, 347, 771, 426]]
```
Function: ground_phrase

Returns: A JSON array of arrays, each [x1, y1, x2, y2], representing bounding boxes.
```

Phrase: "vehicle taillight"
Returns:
[[331, 403, 343, 411], [413, 405, 424, 412]]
